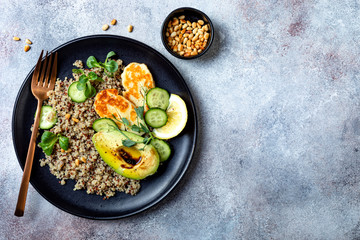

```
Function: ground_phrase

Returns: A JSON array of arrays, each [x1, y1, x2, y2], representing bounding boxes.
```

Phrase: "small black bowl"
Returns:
[[161, 7, 214, 60]]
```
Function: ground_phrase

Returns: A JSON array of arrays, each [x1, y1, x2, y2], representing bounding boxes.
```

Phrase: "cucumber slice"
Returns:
[[39, 106, 57, 129], [151, 138, 171, 162], [93, 118, 119, 132], [146, 87, 170, 110], [144, 108, 168, 128], [68, 82, 87, 103]]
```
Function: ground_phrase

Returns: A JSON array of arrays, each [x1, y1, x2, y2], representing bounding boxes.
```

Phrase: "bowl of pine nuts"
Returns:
[[161, 7, 214, 59]]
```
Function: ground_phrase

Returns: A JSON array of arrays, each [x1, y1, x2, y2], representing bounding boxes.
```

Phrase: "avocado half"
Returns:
[[92, 130, 160, 180]]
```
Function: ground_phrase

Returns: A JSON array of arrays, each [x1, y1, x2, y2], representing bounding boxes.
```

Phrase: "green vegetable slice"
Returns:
[[93, 118, 119, 132], [144, 108, 168, 128], [151, 138, 171, 162], [146, 87, 170, 110], [39, 106, 57, 129]]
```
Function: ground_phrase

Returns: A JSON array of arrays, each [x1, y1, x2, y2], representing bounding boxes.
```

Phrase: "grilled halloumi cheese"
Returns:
[[94, 89, 144, 134], [121, 62, 155, 108]]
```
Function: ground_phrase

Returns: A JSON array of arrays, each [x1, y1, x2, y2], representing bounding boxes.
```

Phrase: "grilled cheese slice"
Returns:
[[121, 62, 155, 108], [94, 89, 143, 134]]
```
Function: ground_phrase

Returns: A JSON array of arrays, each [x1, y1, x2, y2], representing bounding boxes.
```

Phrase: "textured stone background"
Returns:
[[1, 0, 360, 239]]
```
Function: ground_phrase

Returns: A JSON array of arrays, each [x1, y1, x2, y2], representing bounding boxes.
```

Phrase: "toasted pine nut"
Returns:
[[81, 157, 87, 163], [102, 24, 109, 31], [179, 15, 185, 20], [192, 22, 197, 28], [110, 19, 117, 25], [174, 25, 179, 31], [13, 36, 20, 41], [187, 40, 191, 47], [170, 32, 177, 37], [180, 19, 186, 24], [198, 20, 205, 25], [187, 20, 191, 25], [127, 25, 133, 32], [75, 159, 80, 166], [166, 32, 169, 37], [25, 39, 32, 44], [65, 113, 71, 119], [193, 28, 198, 34], [61, 149, 65, 153], [72, 117, 79, 123], [179, 51, 185, 56], [24, 45, 30, 52], [172, 18, 179, 25], [204, 32, 210, 40]]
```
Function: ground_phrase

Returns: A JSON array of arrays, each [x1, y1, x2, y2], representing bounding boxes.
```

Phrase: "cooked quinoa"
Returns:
[[39, 59, 141, 198]]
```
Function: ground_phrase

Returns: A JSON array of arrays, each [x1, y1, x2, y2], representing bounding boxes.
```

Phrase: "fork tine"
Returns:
[[44, 52, 53, 88], [49, 52, 58, 89], [31, 50, 44, 85], [38, 51, 48, 87]]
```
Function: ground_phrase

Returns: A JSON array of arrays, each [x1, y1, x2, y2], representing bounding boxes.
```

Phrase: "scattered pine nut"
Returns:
[[61, 149, 65, 153], [72, 117, 79, 123], [75, 159, 80, 166], [24, 45, 30, 52], [110, 19, 117, 25], [65, 113, 71, 119], [127, 25, 133, 32], [25, 39, 32, 45], [102, 24, 109, 31], [13, 36, 20, 41], [80, 157, 87, 163]]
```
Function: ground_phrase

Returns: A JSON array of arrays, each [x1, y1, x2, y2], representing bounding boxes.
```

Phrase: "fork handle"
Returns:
[[15, 99, 43, 217]]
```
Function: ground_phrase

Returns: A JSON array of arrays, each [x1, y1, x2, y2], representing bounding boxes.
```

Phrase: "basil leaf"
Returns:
[[72, 69, 84, 74], [122, 139, 136, 147], [79, 75, 88, 84], [121, 118, 130, 126], [84, 82, 92, 98], [86, 56, 100, 68], [58, 135, 69, 150], [89, 86, 97, 98], [131, 125, 141, 133], [106, 51, 116, 60], [41, 131, 58, 144], [39, 131, 58, 155], [104, 60, 118, 73], [88, 71, 98, 80], [135, 106, 144, 120], [76, 82, 86, 91]]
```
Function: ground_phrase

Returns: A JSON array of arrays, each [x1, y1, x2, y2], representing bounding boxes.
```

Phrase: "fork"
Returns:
[[14, 50, 58, 217]]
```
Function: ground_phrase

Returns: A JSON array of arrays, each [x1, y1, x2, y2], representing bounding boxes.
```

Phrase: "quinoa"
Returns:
[[39, 59, 141, 198]]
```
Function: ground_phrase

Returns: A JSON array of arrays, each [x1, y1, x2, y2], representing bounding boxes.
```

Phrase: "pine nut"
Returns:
[[72, 117, 79, 123], [166, 32, 169, 37], [102, 24, 109, 31], [179, 15, 185, 20], [182, 24, 188, 29], [81, 157, 87, 163], [198, 20, 205, 25], [110, 19, 117, 25], [75, 159, 80, 166], [127, 25, 133, 32], [65, 114, 71, 119], [204, 32, 210, 39], [170, 32, 177, 37], [25, 39, 32, 44], [187, 20, 191, 25], [172, 18, 179, 25], [13, 36, 20, 41], [174, 25, 179, 31], [192, 28, 198, 34], [24, 45, 30, 52], [192, 22, 197, 28]]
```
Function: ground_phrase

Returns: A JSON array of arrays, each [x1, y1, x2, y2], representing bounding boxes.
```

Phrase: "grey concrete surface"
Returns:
[[1, 0, 360, 239]]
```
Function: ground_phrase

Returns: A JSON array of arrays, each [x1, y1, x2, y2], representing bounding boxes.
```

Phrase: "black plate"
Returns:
[[12, 35, 197, 219]]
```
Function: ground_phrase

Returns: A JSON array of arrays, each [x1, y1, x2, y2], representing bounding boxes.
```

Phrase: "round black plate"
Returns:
[[12, 35, 197, 219]]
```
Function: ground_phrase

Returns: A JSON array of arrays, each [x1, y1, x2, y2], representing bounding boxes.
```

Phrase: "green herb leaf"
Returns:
[[104, 60, 118, 73], [86, 56, 100, 68], [140, 123, 149, 133], [96, 76, 104, 82], [131, 125, 141, 133], [122, 139, 137, 147], [122, 118, 130, 126], [87, 71, 98, 80], [135, 106, 144, 120], [39, 131, 58, 155], [84, 82, 92, 98], [106, 51, 116, 62], [72, 69, 84, 74], [79, 75, 88, 84], [76, 82, 86, 91], [58, 135, 69, 150], [89, 85, 97, 98]]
